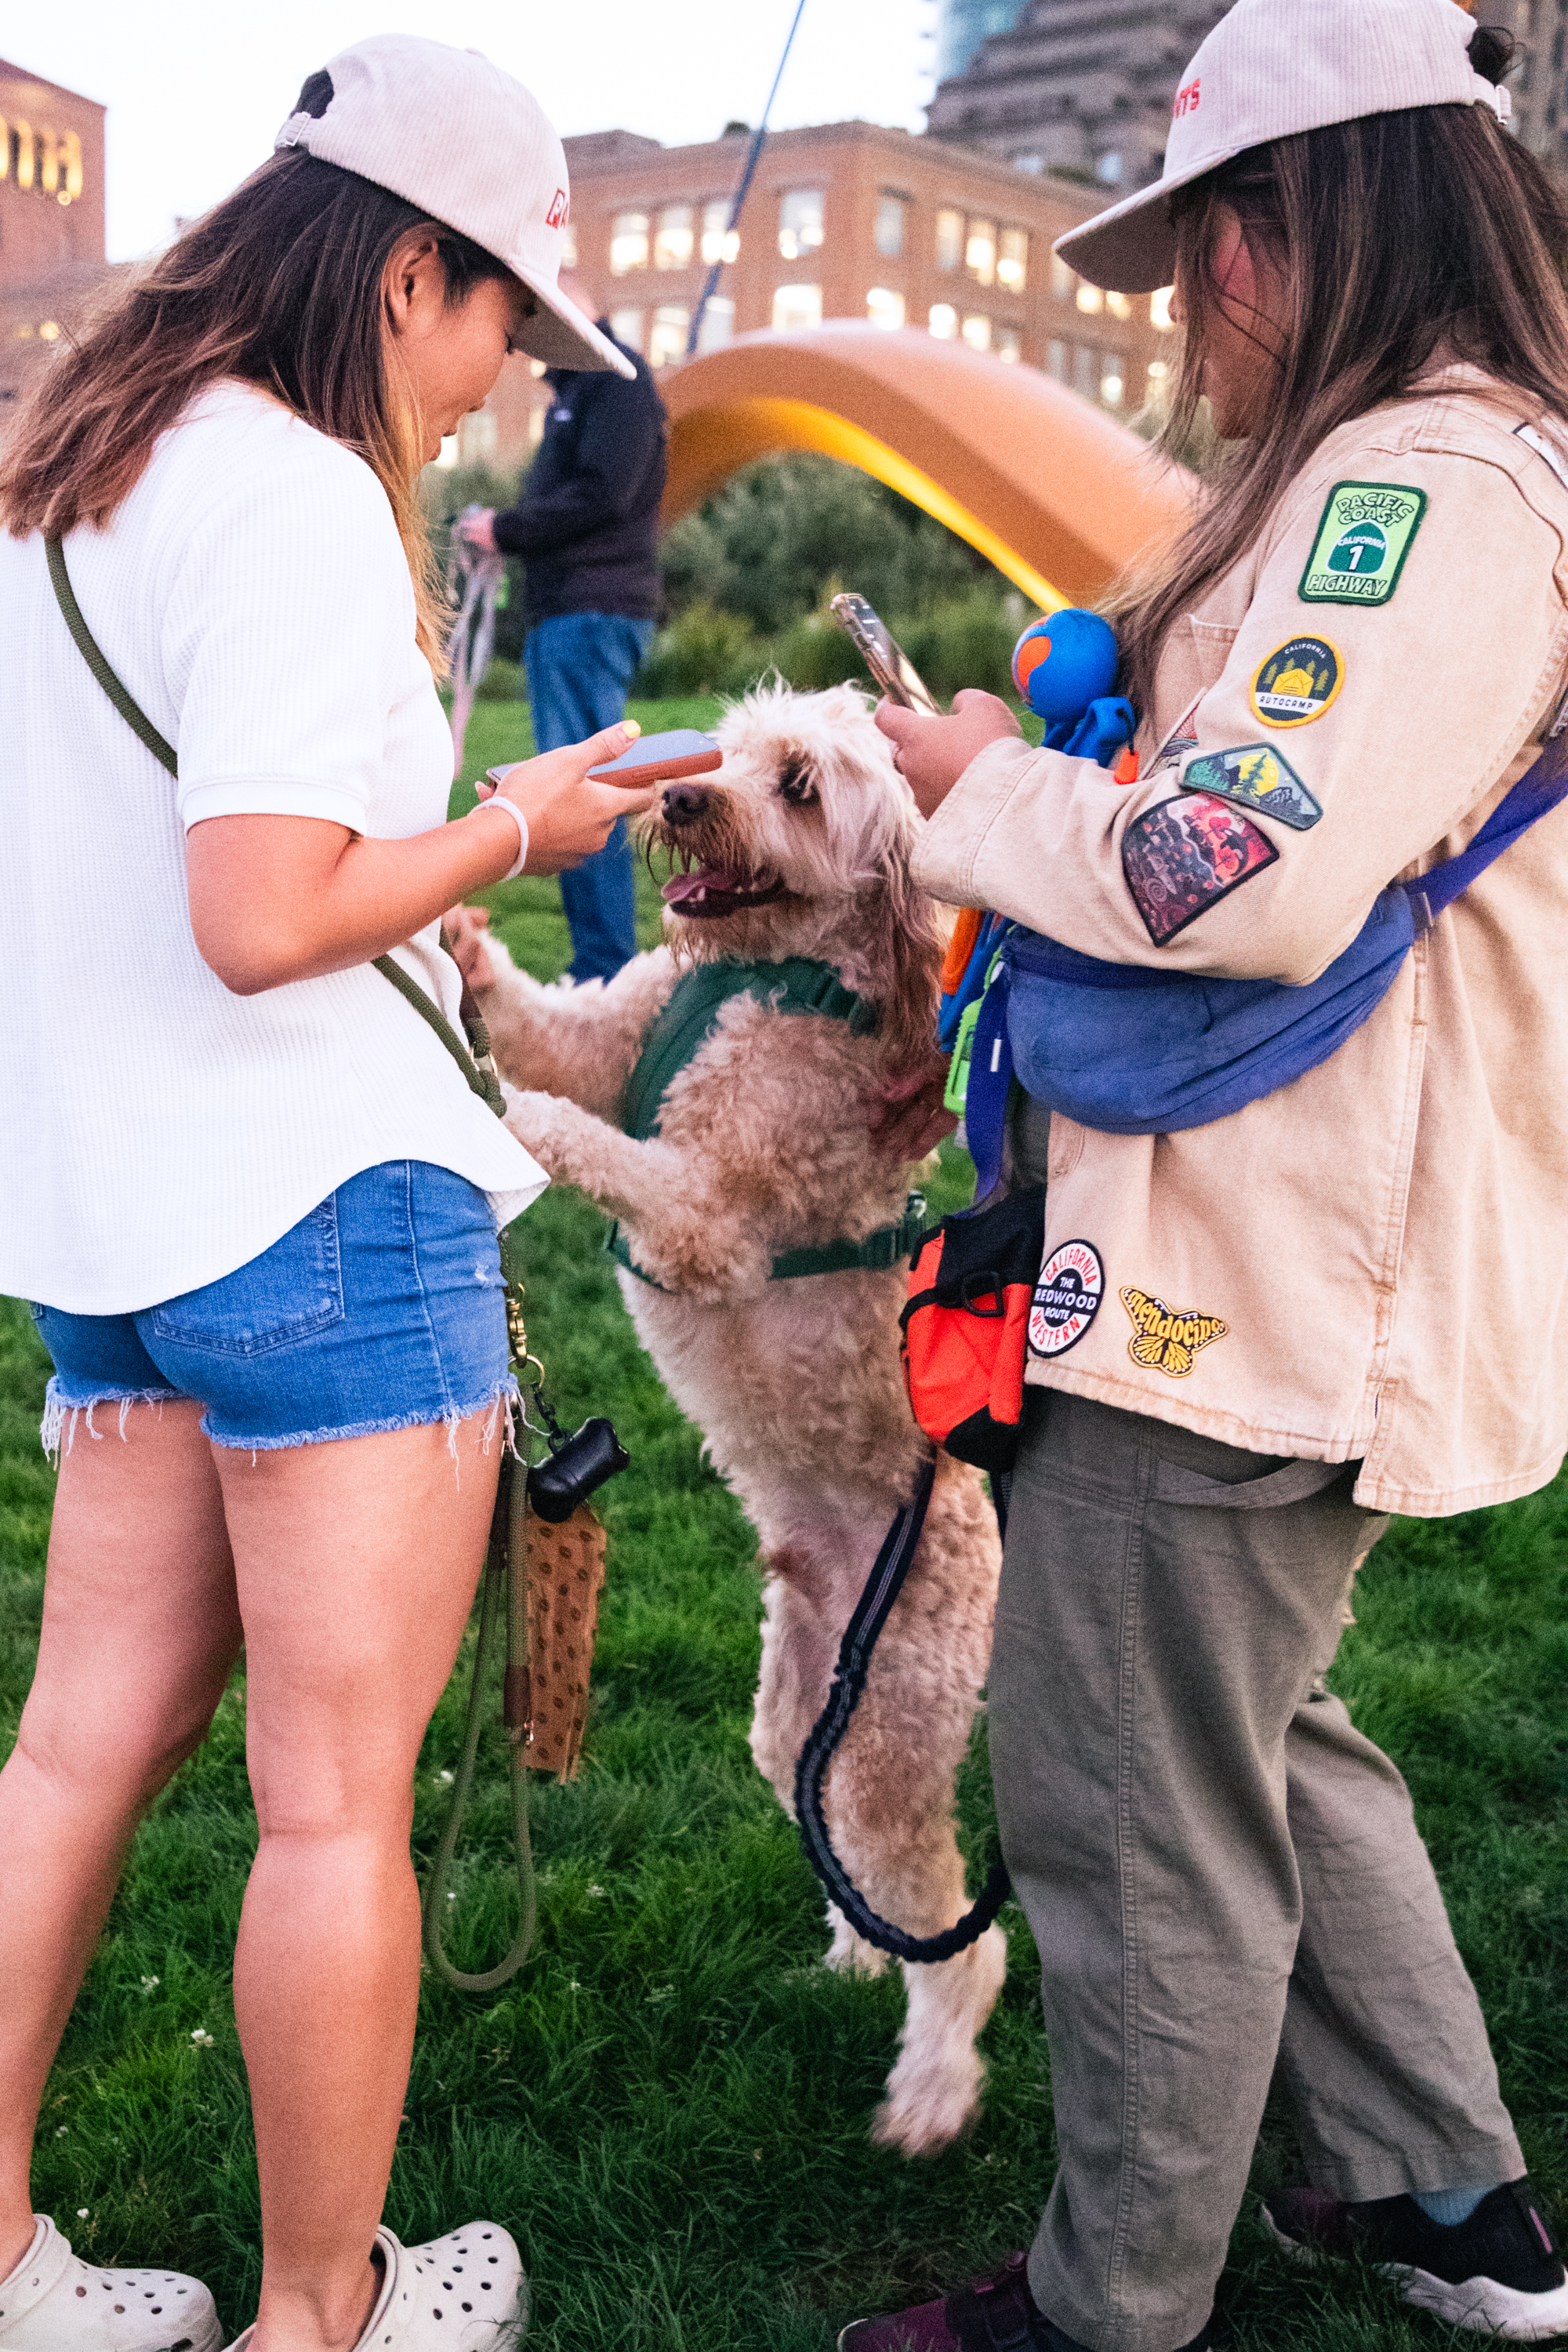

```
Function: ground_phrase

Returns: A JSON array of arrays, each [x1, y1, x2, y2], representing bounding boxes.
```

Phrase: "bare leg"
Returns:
[[0, 1399, 242, 2278], [219, 1417, 499, 2352]]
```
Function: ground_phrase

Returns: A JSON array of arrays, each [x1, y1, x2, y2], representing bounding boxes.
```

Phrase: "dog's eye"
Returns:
[[779, 760, 818, 806]]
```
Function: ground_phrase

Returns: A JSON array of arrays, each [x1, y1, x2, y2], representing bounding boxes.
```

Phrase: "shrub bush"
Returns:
[[633, 601, 763, 697], [474, 658, 526, 702]]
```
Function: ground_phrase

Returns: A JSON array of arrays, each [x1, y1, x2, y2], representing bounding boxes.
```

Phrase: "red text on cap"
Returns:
[[546, 188, 568, 227], [1173, 78, 1200, 118]]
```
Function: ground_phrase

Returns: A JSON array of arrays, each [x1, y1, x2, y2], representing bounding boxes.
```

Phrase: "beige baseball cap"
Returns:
[[274, 34, 634, 378], [1055, 0, 1512, 294]]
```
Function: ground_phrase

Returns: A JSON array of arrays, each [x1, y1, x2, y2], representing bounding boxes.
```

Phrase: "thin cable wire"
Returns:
[[685, 0, 809, 357]]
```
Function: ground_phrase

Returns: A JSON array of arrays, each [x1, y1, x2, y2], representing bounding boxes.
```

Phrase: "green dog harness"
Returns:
[[608, 958, 925, 1285]]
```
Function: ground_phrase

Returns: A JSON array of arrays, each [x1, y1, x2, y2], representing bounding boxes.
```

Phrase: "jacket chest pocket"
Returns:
[[1149, 617, 1240, 745]]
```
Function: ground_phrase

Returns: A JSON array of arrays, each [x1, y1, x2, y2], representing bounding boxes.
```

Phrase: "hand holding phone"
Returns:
[[481, 719, 666, 875]]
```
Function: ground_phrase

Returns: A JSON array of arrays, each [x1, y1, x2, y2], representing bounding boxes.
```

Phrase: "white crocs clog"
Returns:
[[223, 2220, 524, 2352], [0, 2215, 221, 2352]]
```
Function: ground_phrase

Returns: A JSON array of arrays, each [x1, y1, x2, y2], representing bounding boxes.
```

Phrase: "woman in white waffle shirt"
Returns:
[[0, 39, 655, 2352]]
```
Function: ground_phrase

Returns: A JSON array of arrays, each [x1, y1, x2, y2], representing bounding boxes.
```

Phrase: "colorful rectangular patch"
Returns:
[[1121, 793, 1278, 945], [1180, 744, 1323, 830], [1298, 481, 1427, 607]]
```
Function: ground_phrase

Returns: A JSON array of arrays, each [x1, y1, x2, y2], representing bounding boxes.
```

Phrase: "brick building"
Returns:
[[926, 0, 1231, 195], [448, 116, 1175, 476], [1, 56, 111, 410]]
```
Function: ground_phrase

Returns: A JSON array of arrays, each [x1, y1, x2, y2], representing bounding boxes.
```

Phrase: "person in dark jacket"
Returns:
[[461, 278, 666, 981]]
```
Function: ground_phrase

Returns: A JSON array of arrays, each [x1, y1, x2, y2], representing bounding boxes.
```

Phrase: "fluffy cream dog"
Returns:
[[456, 681, 1007, 2154]]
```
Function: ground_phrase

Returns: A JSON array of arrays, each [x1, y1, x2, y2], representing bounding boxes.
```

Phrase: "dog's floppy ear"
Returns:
[[864, 828, 945, 1068]]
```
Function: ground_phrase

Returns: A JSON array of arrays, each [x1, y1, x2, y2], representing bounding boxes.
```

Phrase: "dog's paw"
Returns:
[[500, 1086, 573, 1168], [870, 2038, 987, 2156]]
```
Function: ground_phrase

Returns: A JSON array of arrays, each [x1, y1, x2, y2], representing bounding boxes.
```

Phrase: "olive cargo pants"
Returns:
[[989, 1388, 1523, 2352]]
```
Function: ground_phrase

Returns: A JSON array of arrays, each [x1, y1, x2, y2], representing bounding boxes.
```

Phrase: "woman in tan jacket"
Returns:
[[853, 0, 1568, 2347]]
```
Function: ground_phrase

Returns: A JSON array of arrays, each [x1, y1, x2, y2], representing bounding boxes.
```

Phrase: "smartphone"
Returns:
[[586, 728, 722, 785], [829, 592, 942, 717]]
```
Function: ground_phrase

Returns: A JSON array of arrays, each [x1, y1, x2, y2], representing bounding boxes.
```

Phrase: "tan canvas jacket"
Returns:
[[912, 371, 1568, 1515]]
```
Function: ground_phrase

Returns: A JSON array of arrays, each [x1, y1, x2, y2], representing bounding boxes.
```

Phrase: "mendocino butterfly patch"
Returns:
[[1120, 1286, 1228, 1377]]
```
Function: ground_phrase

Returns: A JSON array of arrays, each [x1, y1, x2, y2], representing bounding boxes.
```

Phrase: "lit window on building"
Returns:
[[530, 359, 548, 379], [610, 307, 645, 350], [38, 319, 60, 342], [1106, 290, 1132, 321], [966, 219, 996, 286], [11, 125, 85, 203], [1047, 339, 1067, 381], [779, 190, 825, 260], [874, 194, 906, 258], [929, 302, 959, 339], [1095, 152, 1123, 186], [935, 209, 964, 270], [649, 305, 691, 366], [434, 434, 459, 470], [560, 221, 577, 267], [773, 282, 822, 332], [961, 314, 992, 351], [702, 201, 740, 263], [997, 325, 1022, 364], [1013, 152, 1044, 173], [1100, 354, 1124, 408], [1051, 252, 1075, 301], [1073, 344, 1098, 398], [654, 205, 694, 270], [1151, 287, 1174, 330], [867, 286, 906, 329], [997, 229, 1028, 293], [528, 404, 546, 448], [1145, 358, 1172, 410], [610, 212, 649, 274], [696, 296, 735, 352], [1076, 281, 1103, 314]]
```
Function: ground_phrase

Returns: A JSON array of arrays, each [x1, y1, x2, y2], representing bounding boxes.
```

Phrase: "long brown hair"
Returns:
[[0, 147, 518, 664], [1115, 33, 1568, 713]]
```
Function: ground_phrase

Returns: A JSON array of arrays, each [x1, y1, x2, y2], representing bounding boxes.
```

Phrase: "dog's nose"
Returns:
[[662, 782, 711, 826]]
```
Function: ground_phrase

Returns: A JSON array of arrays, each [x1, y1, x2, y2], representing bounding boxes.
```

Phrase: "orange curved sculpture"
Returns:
[[659, 322, 1196, 613]]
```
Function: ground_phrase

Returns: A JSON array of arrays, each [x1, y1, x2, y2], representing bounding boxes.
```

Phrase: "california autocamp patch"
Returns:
[[1250, 636, 1341, 728]]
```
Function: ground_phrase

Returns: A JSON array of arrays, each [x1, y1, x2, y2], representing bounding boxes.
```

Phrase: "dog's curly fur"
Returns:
[[463, 681, 1006, 2153]]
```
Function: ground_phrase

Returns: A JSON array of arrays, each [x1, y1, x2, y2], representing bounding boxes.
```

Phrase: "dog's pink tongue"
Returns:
[[662, 869, 740, 906]]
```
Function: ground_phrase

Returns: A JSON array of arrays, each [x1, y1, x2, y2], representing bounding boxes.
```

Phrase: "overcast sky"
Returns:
[[14, 0, 938, 262]]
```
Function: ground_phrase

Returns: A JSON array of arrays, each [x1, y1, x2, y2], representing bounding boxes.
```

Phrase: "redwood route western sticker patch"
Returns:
[[1028, 1241, 1105, 1359], [1298, 481, 1427, 607]]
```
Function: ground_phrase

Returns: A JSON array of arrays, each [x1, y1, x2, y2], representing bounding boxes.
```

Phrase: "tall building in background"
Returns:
[[1, 57, 111, 407], [451, 117, 1176, 475], [926, 0, 1231, 193], [936, 0, 1031, 82]]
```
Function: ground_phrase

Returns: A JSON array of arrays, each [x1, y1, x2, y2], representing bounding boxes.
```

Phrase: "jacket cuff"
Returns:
[[909, 735, 1041, 905], [491, 509, 529, 557]]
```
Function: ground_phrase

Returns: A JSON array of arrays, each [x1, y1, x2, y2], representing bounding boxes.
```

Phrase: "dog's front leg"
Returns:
[[503, 1088, 774, 1297]]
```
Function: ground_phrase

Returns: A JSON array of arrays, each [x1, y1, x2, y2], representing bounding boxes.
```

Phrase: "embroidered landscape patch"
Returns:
[[1122, 793, 1278, 945], [1298, 481, 1427, 607], [1180, 744, 1323, 831]]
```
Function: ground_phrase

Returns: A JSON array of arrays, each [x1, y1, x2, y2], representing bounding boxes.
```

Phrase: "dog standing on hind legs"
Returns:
[[450, 681, 1007, 2154]]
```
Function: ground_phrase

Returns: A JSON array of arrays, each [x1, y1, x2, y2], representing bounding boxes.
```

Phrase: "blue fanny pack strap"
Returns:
[[964, 961, 1014, 1200], [1407, 730, 1568, 925]]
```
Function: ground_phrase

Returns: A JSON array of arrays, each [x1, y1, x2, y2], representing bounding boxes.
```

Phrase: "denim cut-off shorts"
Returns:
[[32, 1161, 514, 1454]]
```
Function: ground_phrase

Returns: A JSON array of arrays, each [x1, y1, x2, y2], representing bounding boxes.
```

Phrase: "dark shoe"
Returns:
[[837, 2251, 1215, 2352], [1263, 2177, 1568, 2339]]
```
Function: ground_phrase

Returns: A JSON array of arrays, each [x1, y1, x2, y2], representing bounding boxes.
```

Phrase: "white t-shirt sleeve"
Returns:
[[165, 425, 417, 833]]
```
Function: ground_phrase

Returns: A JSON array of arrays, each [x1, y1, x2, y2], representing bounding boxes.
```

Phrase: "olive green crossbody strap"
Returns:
[[44, 535, 504, 1116]]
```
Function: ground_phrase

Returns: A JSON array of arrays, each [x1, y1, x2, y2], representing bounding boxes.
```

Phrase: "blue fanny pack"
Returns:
[[964, 735, 1568, 1194]]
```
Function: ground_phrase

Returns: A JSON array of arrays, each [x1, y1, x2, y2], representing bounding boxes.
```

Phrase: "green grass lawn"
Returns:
[[2, 699, 1564, 2349]]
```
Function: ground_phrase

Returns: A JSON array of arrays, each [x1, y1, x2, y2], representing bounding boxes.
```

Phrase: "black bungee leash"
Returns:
[[793, 1452, 1011, 1962]]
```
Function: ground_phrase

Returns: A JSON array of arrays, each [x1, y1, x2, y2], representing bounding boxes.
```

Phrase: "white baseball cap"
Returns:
[[1054, 0, 1512, 294], [274, 34, 635, 378]]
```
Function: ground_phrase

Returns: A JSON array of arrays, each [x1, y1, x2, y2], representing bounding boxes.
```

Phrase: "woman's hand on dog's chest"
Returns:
[[874, 691, 1021, 816]]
